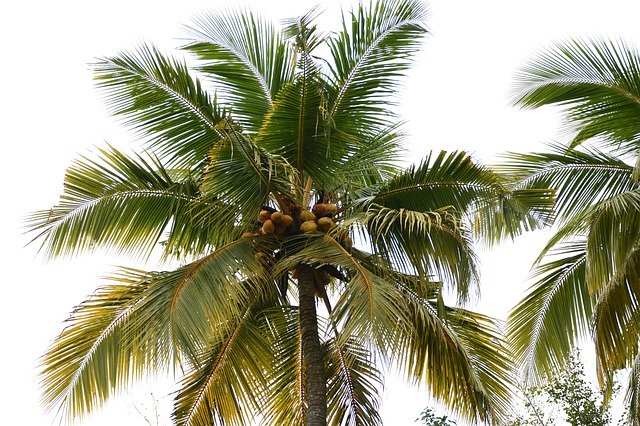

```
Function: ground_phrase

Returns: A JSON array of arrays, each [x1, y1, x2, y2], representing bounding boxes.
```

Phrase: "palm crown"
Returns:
[[31, 1, 551, 425], [505, 38, 640, 424]]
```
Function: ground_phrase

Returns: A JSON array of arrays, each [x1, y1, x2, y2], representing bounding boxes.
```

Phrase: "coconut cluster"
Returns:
[[243, 202, 352, 251]]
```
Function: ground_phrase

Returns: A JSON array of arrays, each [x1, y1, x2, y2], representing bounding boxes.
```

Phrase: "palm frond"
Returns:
[[390, 273, 515, 423], [40, 237, 274, 421], [325, 336, 383, 426], [472, 187, 556, 245], [199, 127, 297, 227], [40, 269, 151, 422], [183, 9, 295, 132], [275, 234, 410, 349], [259, 306, 306, 426], [360, 151, 554, 246], [500, 144, 636, 222], [25, 146, 235, 259], [373, 151, 505, 213], [359, 203, 478, 303], [171, 305, 273, 426], [282, 5, 325, 54], [585, 189, 640, 293], [93, 44, 225, 167], [257, 70, 338, 189], [326, 0, 428, 134], [513, 38, 640, 151], [507, 240, 594, 382], [331, 123, 405, 195], [592, 241, 640, 377]]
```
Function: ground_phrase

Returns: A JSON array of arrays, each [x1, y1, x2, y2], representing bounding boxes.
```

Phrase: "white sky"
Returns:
[[2, 0, 639, 424]]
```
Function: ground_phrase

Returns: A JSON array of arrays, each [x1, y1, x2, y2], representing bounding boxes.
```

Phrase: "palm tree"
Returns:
[[31, 1, 549, 425], [505, 38, 640, 424]]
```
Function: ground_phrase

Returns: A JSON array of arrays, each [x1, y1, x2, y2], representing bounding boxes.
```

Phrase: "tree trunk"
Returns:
[[297, 263, 327, 426]]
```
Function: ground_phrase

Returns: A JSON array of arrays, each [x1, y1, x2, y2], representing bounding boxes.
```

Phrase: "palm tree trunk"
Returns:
[[297, 263, 327, 426]]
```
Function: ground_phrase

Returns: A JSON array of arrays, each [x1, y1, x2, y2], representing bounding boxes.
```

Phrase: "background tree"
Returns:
[[507, 352, 615, 426], [31, 1, 551, 425], [415, 407, 457, 426], [505, 38, 640, 425]]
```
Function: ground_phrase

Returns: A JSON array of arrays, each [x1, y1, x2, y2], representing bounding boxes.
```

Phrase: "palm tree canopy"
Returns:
[[31, 1, 552, 425], [507, 38, 640, 424]]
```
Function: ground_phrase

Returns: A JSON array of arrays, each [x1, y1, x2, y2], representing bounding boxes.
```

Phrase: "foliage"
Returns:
[[505, 37, 640, 426], [31, 1, 551, 425], [508, 352, 613, 426], [416, 407, 457, 426]]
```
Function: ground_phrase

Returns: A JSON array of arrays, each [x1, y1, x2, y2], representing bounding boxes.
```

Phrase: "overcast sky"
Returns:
[[2, 0, 639, 424]]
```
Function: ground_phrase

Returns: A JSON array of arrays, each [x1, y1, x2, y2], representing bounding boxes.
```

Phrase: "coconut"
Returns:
[[300, 210, 316, 222], [313, 203, 327, 215], [300, 220, 318, 233], [242, 231, 253, 238], [282, 214, 294, 226], [270, 211, 283, 224], [259, 210, 271, 223], [325, 203, 338, 214], [262, 219, 275, 234], [317, 217, 333, 232]]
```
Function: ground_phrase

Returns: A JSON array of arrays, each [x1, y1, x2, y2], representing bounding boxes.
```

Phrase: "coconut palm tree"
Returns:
[[505, 38, 640, 424], [31, 1, 550, 425]]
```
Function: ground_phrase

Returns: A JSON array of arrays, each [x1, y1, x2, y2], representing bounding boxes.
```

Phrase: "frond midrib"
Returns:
[[107, 59, 223, 137], [519, 252, 587, 377], [37, 189, 201, 235], [168, 238, 247, 318], [328, 18, 425, 120], [187, 24, 275, 107], [519, 76, 640, 107], [62, 289, 148, 409], [183, 311, 247, 425], [514, 163, 633, 190], [375, 182, 495, 201]]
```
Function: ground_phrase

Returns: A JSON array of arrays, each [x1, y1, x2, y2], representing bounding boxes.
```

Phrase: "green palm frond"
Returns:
[[513, 38, 640, 151], [40, 238, 274, 421], [259, 306, 306, 426], [472, 187, 555, 245], [183, 9, 294, 132], [360, 203, 478, 303], [585, 189, 640, 293], [26, 146, 235, 259], [507, 240, 594, 382], [93, 44, 225, 167], [199, 127, 297, 229], [275, 234, 410, 348], [371, 151, 497, 212], [331, 123, 405, 194], [281, 5, 325, 54], [326, 0, 428, 134], [257, 71, 338, 188], [390, 274, 515, 423], [171, 305, 273, 426], [501, 144, 636, 221], [325, 336, 383, 426]]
